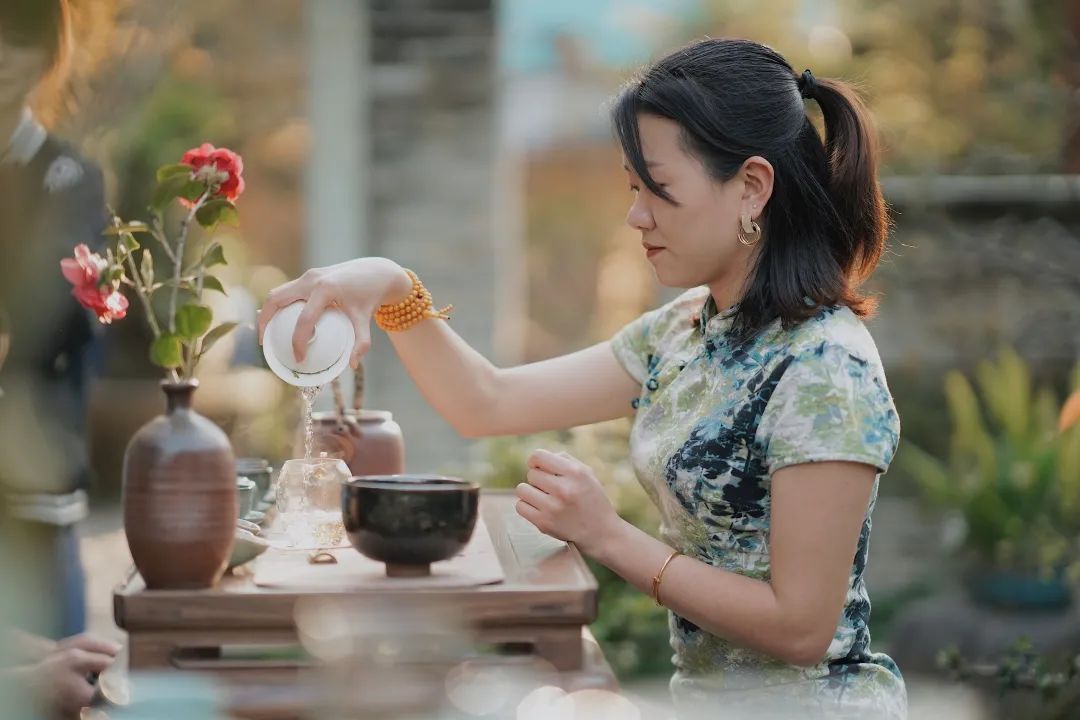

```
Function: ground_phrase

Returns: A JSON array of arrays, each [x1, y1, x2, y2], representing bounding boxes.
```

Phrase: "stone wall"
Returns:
[[872, 176, 1080, 374]]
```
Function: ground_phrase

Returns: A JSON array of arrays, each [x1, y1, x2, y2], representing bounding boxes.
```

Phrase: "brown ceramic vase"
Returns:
[[122, 380, 236, 589]]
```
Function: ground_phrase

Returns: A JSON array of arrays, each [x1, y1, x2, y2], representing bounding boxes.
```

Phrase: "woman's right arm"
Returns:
[[258, 258, 641, 437]]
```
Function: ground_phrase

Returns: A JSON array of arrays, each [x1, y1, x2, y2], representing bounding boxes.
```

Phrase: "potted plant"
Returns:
[[899, 348, 1080, 610], [60, 143, 244, 588]]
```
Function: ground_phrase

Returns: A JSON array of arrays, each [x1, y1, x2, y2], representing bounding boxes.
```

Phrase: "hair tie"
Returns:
[[797, 69, 818, 100]]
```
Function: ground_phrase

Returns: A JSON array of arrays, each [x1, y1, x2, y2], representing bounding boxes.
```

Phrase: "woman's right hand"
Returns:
[[257, 257, 412, 368]]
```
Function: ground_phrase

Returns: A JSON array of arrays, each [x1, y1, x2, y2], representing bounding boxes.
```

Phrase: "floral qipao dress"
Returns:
[[610, 287, 907, 719]]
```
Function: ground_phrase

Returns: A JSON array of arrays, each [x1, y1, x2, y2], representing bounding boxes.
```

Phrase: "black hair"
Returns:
[[0, 0, 70, 76], [613, 38, 888, 344]]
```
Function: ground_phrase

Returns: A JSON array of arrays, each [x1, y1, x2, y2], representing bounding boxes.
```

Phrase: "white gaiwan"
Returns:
[[262, 301, 355, 387]]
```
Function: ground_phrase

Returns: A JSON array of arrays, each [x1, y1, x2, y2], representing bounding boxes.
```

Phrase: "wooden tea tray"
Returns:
[[114, 492, 600, 677], [252, 518, 504, 590]]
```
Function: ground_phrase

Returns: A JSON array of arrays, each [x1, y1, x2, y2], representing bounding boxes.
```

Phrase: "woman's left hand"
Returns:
[[514, 448, 625, 558]]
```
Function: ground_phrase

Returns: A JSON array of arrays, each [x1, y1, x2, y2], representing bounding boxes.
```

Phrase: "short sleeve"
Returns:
[[609, 309, 656, 385], [757, 343, 900, 476], [609, 287, 708, 385]]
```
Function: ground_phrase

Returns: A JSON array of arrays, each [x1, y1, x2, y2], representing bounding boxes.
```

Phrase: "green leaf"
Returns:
[[150, 279, 194, 296], [180, 180, 206, 204], [155, 163, 192, 183], [897, 442, 958, 506], [120, 232, 141, 252], [104, 222, 151, 236], [151, 173, 205, 212], [150, 334, 183, 369], [201, 242, 227, 268], [195, 198, 239, 229], [151, 174, 190, 212], [201, 275, 227, 295], [139, 250, 154, 286], [175, 303, 213, 340], [200, 322, 238, 356]]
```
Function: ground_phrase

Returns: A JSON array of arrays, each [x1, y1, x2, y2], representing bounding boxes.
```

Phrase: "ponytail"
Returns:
[[808, 74, 888, 286]]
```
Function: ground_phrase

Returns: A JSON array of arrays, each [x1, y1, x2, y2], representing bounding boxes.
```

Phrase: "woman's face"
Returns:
[[0, 35, 50, 116], [623, 114, 765, 294]]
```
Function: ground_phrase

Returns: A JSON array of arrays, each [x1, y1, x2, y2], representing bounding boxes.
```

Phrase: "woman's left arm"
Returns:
[[515, 449, 875, 667]]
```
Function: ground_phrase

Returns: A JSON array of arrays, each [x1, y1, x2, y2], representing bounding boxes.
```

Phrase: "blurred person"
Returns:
[[1, 287, 119, 720], [262, 39, 904, 719], [1, 628, 119, 719], [0, 0, 107, 639]]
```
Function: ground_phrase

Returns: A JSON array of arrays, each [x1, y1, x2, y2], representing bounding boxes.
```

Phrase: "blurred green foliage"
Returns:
[[700, 0, 1071, 173], [898, 349, 1080, 572]]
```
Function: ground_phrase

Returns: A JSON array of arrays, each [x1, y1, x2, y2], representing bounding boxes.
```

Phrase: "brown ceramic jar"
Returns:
[[123, 380, 236, 589], [306, 410, 405, 476]]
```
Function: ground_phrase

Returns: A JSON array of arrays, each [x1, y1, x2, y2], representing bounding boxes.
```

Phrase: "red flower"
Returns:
[[60, 244, 129, 324], [181, 143, 245, 203]]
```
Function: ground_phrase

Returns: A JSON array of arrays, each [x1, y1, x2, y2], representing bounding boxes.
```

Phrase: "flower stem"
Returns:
[[124, 251, 161, 338], [123, 250, 179, 383], [150, 216, 176, 264], [187, 260, 208, 378], [168, 192, 208, 377]]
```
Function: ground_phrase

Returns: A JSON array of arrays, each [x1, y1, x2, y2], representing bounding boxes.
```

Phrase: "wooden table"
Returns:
[[113, 492, 614, 718]]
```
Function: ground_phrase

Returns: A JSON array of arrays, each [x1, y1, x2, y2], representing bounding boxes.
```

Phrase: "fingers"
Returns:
[[349, 313, 372, 369], [291, 290, 333, 362], [57, 678, 97, 716], [527, 448, 580, 476], [258, 281, 305, 344], [525, 467, 562, 496], [515, 499, 546, 532], [516, 481, 556, 512], [59, 634, 121, 658], [67, 648, 115, 676]]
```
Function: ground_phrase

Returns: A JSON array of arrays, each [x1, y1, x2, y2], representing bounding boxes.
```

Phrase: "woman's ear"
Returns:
[[740, 155, 775, 219]]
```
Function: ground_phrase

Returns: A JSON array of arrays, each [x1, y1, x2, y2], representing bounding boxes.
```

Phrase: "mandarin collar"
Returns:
[[696, 294, 737, 337]]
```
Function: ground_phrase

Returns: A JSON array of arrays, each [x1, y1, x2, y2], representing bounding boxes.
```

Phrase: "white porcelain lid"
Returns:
[[262, 301, 354, 387]]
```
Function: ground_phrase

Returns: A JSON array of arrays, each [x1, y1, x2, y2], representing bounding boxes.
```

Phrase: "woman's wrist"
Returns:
[[374, 259, 414, 306], [584, 515, 634, 566]]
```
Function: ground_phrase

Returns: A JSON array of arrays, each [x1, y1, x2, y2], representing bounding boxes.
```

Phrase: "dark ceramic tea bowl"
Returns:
[[342, 475, 479, 577]]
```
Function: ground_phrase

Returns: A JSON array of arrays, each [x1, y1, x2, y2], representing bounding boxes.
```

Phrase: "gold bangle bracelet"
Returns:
[[652, 550, 681, 607]]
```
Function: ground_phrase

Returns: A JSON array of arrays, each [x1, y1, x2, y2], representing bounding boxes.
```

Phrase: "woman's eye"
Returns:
[[629, 185, 640, 193]]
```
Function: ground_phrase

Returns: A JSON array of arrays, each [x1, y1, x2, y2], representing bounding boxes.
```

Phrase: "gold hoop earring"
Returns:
[[738, 214, 761, 246]]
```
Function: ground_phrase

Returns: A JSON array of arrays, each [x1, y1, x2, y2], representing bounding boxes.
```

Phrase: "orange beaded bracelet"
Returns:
[[374, 269, 453, 333]]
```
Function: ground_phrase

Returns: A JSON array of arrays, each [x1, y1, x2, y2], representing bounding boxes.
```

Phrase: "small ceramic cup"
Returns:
[[236, 477, 257, 519], [236, 457, 274, 507]]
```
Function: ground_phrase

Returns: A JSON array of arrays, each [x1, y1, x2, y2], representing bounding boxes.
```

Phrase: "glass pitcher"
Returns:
[[276, 456, 351, 549]]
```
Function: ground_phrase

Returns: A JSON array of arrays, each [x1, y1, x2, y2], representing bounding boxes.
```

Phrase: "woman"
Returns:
[[0, 0, 107, 640], [261, 38, 904, 718]]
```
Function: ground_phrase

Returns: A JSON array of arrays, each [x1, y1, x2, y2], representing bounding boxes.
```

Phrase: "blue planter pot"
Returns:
[[965, 567, 1072, 611]]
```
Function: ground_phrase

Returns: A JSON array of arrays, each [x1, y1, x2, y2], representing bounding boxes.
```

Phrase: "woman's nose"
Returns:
[[626, 195, 655, 231]]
